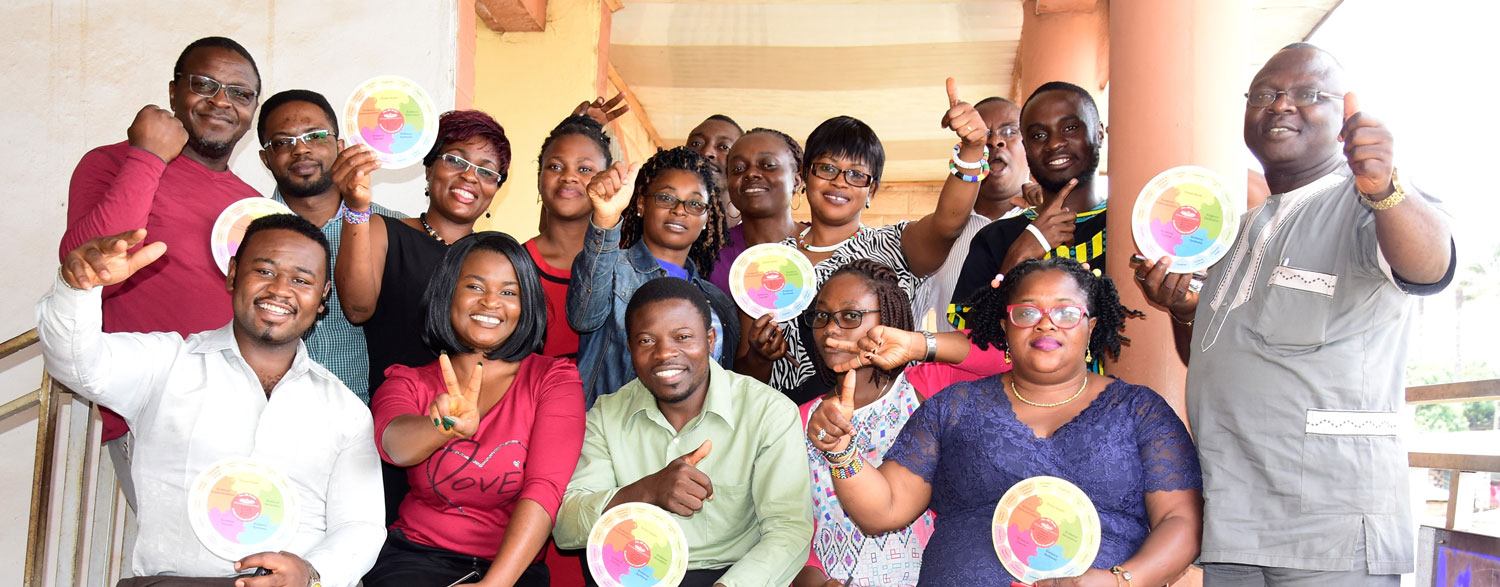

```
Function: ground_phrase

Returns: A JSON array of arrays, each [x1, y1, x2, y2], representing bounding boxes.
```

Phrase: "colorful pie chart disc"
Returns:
[[992, 475, 1101, 584], [1131, 165, 1241, 273], [587, 502, 689, 587], [342, 75, 439, 169], [728, 243, 817, 321], [210, 198, 294, 275], [187, 458, 300, 562]]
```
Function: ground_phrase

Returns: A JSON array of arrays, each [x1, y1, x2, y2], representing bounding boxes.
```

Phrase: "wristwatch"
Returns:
[[920, 331, 937, 362], [1360, 167, 1408, 211], [1109, 565, 1133, 587], [307, 563, 322, 587]]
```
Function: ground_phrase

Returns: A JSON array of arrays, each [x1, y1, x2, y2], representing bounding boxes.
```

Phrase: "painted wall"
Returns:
[[0, 2, 459, 582], [471, 0, 606, 240]]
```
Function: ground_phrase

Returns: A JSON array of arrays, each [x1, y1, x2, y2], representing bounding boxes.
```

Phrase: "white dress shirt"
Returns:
[[36, 274, 385, 586]]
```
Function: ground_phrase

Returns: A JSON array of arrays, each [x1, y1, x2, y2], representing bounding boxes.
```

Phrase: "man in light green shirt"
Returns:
[[555, 277, 812, 587]]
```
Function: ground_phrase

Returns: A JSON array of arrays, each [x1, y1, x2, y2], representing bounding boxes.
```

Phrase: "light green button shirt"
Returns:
[[555, 362, 812, 587]]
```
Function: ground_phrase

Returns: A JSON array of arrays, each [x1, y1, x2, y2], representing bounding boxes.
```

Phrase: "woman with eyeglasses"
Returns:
[[806, 257, 1204, 587], [791, 259, 1011, 587], [332, 109, 512, 523], [364, 232, 584, 587], [737, 80, 989, 402], [566, 146, 739, 407]]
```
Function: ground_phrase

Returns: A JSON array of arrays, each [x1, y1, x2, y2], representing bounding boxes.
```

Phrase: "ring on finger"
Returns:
[[1135, 273, 1146, 281], [817, 428, 828, 442]]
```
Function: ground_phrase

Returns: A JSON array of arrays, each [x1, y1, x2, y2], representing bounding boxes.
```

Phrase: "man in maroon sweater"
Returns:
[[59, 36, 263, 506]]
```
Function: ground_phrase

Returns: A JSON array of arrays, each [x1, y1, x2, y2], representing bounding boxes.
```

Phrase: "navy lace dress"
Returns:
[[884, 376, 1202, 586]]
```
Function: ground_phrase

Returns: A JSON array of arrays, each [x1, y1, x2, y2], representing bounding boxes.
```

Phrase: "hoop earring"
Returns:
[[792, 189, 803, 211]]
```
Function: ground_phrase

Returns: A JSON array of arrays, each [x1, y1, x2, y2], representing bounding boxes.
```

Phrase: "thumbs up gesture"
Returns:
[[807, 371, 858, 453], [941, 77, 988, 146], [587, 161, 643, 230], [1338, 91, 1396, 197], [631, 438, 715, 517], [429, 353, 483, 438]]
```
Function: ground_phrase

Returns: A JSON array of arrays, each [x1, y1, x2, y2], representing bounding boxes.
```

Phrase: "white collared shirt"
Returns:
[[36, 274, 385, 586]]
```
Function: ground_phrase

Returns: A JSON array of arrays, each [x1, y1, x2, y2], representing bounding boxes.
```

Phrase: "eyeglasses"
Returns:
[[175, 73, 258, 107], [650, 192, 710, 216], [263, 129, 335, 154], [809, 162, 874, 188], [1244, 88, 1344, 108], [989, 124, 1021, 140], [438, 153, 505, 186], [804, 309, 880, 329], [1006, 304, 1089, 329]]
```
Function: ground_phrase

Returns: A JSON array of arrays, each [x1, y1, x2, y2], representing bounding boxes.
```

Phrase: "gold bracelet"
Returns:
[[1109, 565, 1133, 587], [1170, 311, 1194, 326]]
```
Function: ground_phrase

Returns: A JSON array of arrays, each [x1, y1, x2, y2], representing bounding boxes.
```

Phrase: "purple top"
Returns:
[[884, 376, 1202, 586], [708, 224, 751, 296]]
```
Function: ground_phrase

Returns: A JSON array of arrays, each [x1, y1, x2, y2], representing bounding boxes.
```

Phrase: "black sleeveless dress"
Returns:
[[362, 216, 449, 393]]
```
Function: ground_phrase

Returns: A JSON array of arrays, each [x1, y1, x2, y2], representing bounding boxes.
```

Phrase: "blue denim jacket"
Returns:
[[566, 220, 739, 408]]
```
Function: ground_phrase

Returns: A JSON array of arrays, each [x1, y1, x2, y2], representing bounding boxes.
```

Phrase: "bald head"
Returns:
[[1243, 45, 1349, 178]]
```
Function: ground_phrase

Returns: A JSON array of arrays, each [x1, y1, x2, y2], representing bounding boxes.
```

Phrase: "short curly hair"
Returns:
[[965, 257, 1141, 360], [423, 109, 512, 183], [808, 259, 915, 389], [619, 146, 729, 274]]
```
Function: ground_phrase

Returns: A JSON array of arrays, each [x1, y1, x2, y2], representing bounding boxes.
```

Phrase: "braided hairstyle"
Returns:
[[537, 114, 612, 169], [809, 259, 916, 389], [620, 146, 729, 274], [741, 127, 805, 170], [965, 257, 1142, 361]]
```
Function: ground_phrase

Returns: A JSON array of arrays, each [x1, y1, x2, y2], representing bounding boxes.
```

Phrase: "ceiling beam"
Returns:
[[476, 0, 546, 32], [608, 63, 665, 149]]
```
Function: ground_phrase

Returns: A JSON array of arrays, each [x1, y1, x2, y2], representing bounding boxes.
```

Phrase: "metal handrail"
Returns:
[[0, 328, 38, 362]]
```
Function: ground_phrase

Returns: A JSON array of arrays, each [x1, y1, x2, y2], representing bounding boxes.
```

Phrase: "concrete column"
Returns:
[[1016, 0, 1109, 101], [1106, 2, 1250, 420]]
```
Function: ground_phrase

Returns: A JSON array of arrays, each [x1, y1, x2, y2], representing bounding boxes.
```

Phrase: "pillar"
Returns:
[[1015, 0, 1109, 102], [1106, 3, 1249, 424]]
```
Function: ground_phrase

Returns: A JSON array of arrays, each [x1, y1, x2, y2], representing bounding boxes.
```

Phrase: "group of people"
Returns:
[[37, 34, 1453, 587]]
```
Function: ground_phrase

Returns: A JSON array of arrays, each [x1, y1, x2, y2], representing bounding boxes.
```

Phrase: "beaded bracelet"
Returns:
[[951, 143, 989, 170], [343, 203, 372, 225], [829, 456, 864, 479], [822, 441, 859, 467], [949, 159, 991, 183]]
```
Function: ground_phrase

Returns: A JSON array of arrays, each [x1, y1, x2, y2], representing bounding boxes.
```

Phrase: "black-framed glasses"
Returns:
[[263, 129, 335, 154], [809, 162, 874, 188], [650, 192, 710, 216], [175, 73, 258, 106], [1244, 88, 1343, 108], [438, 153, 505, 186], [804, 309, 881, 329], [1006, 304, 1089, 329]]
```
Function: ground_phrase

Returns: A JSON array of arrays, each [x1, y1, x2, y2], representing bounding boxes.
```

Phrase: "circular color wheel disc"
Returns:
[[342, 75, 439, 170], [210, 198, 294, 275], [1130, 165, 1241, 274], [587, 502, 689, 587], [187, 457, 300, 562], [991, 475, 1102, 584], [727, 243, 817, 322]]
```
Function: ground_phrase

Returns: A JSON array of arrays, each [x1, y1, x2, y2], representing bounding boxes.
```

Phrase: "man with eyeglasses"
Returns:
[[950, 82, 1109, 311], [1134, 43, 1455, 586], [258, 89, 404, 403], [58, 36, 265, 509], [911, 96, 1032, 332]]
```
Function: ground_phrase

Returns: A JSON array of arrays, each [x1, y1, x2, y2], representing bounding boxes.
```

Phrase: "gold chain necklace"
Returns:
[[1010, 375, 1088, 408]]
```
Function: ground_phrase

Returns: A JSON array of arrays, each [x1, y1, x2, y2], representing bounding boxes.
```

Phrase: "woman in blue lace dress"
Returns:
[[807, 257, 1203, 587]]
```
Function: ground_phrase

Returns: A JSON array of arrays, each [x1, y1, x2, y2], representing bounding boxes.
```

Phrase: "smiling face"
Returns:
[[629, 298, 716, 404], [976, 99, 1028, 200], [1003, 269, 1096, 377], [170, 46, 259, 160], [804, 154, 875, 227], [725, 133, 801, 220], [1021, 90, 1103, 193], [809, 272, 881, 368], [227, 228, 328, 349], [1243, 47, 1346, 175], [539, 133, 607, 222], [425, 136, 503, 223], [448, 249, 522, 353], [259, 100, 342, 199], [686, 118, 741, 188], [636, 168, 711, 255]]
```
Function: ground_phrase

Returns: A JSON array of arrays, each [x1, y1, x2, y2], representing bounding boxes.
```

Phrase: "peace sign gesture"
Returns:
[[940, 77, 988, 146], [429, 353, 483, 438]]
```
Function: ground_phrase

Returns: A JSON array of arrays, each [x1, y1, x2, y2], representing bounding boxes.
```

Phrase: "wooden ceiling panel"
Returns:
[[611, 41, 1018, 91], [612, 1, 1022, 48]]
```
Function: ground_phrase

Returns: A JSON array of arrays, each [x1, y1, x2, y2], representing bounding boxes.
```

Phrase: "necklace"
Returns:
[[419, 213, 447, 244], [1010, 375, 1088, 408], [797, 224, 867, 253]]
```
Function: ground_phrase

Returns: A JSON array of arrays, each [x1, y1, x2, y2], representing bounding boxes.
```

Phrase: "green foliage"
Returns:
[[1416, 404, 1468, 433]]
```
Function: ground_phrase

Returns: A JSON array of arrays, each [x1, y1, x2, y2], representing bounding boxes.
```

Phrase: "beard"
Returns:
[[277, 172, 334, 199], [187, 136, 235, 160], [1035, 141, 1102, 194]]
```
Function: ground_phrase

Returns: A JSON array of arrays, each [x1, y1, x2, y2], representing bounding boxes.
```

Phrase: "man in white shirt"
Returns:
[[39, 214, 385, 587]]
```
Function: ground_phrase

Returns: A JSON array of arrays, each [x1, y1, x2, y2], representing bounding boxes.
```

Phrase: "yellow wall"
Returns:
[[473, 0, 606, 240]]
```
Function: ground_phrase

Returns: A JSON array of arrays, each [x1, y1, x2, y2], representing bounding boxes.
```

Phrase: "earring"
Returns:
[[1004, 350, 1012, 364], [1085, 349, 1093, 363], [485, 211, 492, 219], [864, 198, 872, 209], [792, 194, 802, 211]]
